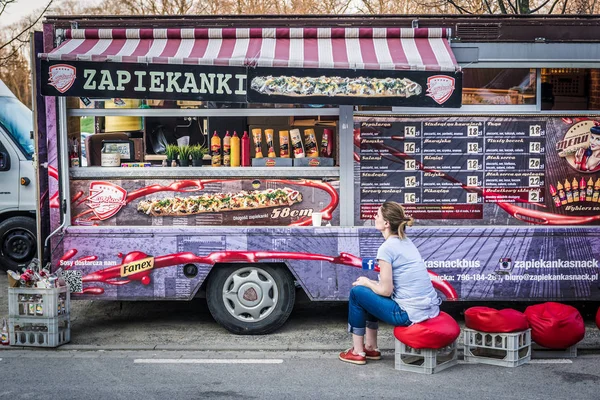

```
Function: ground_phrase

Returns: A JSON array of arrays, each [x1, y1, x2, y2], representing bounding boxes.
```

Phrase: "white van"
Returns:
[[0, 80, 36, 271]]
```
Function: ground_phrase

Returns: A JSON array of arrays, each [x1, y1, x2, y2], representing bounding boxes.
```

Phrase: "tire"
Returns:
[[206, 263, 295, 335], [0, 216, 37, 272]]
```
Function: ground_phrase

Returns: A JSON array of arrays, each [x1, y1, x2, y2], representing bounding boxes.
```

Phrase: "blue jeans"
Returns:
[[348, 286, 411, 336]]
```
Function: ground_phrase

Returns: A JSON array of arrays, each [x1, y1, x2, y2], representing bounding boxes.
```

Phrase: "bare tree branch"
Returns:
[[0, 0, 53, 52]]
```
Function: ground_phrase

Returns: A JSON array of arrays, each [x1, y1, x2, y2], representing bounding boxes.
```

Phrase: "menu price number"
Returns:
[[529, 158, 541, 169], [529, 125, 542, 136], [528, 176, 541, 187], [528, 190, 541, 203], [405, 159, 417, 170], [404, 126, 417, 137], [467, 125, 479, 137], [404, 142, 416, 154], [467, 159, 479, 171], [529, 142, 542, 153], [405, 176, 417, 188], [404, 192, 417, 204], [466, 176, 479, 187], [467, 142, 479, 154], [466, 193, 479, 204]]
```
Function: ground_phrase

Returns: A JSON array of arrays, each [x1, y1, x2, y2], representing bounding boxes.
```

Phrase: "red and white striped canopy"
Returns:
[[40, 27, 459, 72]]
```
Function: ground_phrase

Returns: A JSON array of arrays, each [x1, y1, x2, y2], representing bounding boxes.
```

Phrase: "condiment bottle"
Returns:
[[1, 318, 9, 345], [279, 130, 290, 158], [251, 128, 264, 158], [320, 128, 333, 157], [304, 128, 319, 158], [557, 181, 567, 205], [230, 131, 240, 167], [211, 131, 221, 167], [564, 178, 573, 203], [265, 129, 276, 158], [290, 129, 305, 158], [586, 177, 594, 201], [572, 177, 579, 202], [593, 178, 600, 202], [223, 131, 231, 166], [579, 177, 586, 202], [549, 184, 561, 207], [241, 131, 251, 166]]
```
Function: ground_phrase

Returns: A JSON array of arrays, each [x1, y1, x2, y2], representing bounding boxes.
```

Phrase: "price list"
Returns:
[[358, 118, 547, 220]]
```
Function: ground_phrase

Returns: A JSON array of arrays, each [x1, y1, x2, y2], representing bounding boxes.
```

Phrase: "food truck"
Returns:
[[33, 15, 600, 334]]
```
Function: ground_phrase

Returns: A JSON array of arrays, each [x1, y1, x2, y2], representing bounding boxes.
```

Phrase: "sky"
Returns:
[[0, 0, 97, 27]]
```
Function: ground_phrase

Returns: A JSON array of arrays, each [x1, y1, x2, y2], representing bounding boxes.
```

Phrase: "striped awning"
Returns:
[[39, 27, 459, 72]]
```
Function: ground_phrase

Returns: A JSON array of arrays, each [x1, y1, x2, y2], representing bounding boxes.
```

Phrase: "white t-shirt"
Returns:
[[377, 236, 440, 323]]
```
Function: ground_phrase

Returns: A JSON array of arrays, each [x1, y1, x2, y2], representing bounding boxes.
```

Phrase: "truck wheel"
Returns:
[[0, 216, 36, 272], [206, 264, 295, 335]]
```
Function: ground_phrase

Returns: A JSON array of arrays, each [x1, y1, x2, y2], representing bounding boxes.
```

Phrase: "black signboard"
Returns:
[[247, 66, 462, 108], [41, 60, 247, 102]]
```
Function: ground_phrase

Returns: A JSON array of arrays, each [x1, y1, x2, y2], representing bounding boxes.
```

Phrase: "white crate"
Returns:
[[8, 286, 70, 319], [532, 343, 577, 358], [394, 339, 458, 374], [463, 328, 531, 367], [8, 315, 70, 347]]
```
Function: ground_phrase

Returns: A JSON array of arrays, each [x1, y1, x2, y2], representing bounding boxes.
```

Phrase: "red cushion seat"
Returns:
[[393, 311, 460, 349], [524, 302, 585, 349], [596, 307, 600, 330], [465, 306, 529, 333]]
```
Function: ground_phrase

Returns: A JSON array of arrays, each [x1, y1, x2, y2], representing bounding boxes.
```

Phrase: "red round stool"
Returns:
[[596, 307, 600, 330], [393, 311, 460, 374], [525, 302, 584, 356], [463, 306, 531, 367]]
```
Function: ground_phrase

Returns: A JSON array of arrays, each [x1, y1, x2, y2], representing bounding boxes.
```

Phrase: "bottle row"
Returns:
[[549, 176, 600, 207], [210, 128, 334, 167]]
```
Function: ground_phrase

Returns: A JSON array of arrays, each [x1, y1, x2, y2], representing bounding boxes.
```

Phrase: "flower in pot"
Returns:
[[165, 144, 179, 167], [191, 145, 207, 167], [178, 144, 192, 167]]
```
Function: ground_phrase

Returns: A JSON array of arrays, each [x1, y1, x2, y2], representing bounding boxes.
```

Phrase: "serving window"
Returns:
[[462, 68, 536, 106]]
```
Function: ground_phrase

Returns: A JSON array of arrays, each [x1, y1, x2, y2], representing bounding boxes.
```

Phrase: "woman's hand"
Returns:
[[352, 276, 372, 287]]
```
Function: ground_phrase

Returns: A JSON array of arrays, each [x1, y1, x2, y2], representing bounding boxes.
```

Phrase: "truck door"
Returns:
[[0, 128, 20, 213]]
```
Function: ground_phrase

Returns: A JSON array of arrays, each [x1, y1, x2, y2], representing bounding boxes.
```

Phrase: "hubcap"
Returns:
[[222, 267, 278, 323], [2, 228, 35, 262]]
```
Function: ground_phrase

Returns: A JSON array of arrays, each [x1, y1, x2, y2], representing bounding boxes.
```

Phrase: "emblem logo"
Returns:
[[243, 288, 258, 302], [426, 75, 455, 105], [308, 159, 320, 167], [48, 64, 77, 93], [555, 120, 600, 173], [86, 182, 127, 220], [265, 159, 276, 167]]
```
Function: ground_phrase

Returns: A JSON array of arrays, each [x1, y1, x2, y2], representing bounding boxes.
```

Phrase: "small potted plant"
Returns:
[[165, 144, 179, 167], [178, 144, 192, 167], [190, 145, 207, 167]]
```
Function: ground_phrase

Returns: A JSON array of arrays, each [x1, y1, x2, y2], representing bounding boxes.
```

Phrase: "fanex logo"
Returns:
[[86, 181, 128, 220], [426, 75, 455, 105], [48, 64, 76, 93], [265, 159, 276, 167], [308, 159, 320, 167], [120, 257, 155, 277]]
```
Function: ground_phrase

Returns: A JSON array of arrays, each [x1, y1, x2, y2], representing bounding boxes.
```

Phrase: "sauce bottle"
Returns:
[[211, 131, 221, 167], [580, 177, 586, 202], [279, 130, 290, 158], [223, 131, 231, 166], [290, 129, 305, 158], [549, 184, 561, 207], [265, 129, 276, 158], [304, 129, 319, 158], [241, 131, 251, 166], [251, 128, 264, 158], [320, 128, 333, 157], [230, 131, 240, 167], [593, 178, 600, 203], [557, 181, 567, 205], [586, 177, 594, 201], [1, 318, 8, 345], [572, 177, 579, 202], [564, 178, 573, 203]]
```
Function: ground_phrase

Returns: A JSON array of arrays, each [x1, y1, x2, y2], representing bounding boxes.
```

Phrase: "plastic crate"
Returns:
[[463, 328, 531, 367], [532, 343, 577, 359], [8, 315, 70, 347], [394, 339, 458, 374], [8, 286, 70, 318]]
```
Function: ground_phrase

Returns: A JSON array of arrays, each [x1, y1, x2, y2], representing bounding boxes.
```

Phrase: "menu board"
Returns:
[[354, 116, 600, 226]]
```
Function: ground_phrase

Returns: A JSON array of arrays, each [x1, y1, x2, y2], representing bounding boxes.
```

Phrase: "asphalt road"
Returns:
[[1, 350, 599, 400]]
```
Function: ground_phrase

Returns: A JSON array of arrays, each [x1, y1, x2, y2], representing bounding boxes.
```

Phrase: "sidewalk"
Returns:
[[1, 273, 599, 352]]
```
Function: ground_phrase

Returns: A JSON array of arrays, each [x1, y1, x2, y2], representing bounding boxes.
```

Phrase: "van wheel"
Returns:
[[0, 216, 36, 272], [206, 264, 295, 335]]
